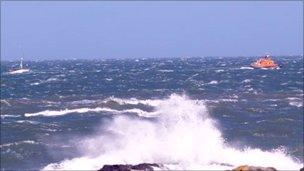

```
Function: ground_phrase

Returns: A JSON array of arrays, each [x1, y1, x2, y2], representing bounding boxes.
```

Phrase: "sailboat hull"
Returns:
[[9, 69, 30, 74]]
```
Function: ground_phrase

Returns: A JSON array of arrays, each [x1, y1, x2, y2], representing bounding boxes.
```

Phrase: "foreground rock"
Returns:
[[99, 163, 304, 171], [232, 165, 277, 171], [98, 163, 160, 171]]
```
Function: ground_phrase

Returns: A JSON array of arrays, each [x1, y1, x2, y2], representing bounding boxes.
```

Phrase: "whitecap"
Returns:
[[242, 79, 251, 83], [240, 66, 254, 70], [0, 100, 11, 106], [24, 108, 112, 117], [30, 82, 41, 86], [24, 107, 154, 118], [105, 78, 113, 81], [46, 77, 59, 82], [16, 120, 40, 124], [286, 97, 303, 108], [0, 140, 39, 148], [289, 101, 303, 108], [1, 115, 21, 119], [207, 80, 218, 85], [158, 70, 174, 73], [220, 99, 238, 103], [215, 69, 224, 73], [43, 94, 301, 170]]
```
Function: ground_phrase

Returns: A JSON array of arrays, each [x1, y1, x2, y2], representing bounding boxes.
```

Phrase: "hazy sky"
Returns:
[[1, 1, 303, 60]]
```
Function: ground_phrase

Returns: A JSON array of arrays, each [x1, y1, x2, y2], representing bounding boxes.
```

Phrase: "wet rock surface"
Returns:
[[232, 165, 277, 171], [98, 163, 304, 171], [98, 163, 160, 171]]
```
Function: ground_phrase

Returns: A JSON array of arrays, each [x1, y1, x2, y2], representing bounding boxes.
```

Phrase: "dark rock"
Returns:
[[232, 165, 277, 171], [98, 163, 160, 171], [131, 163, 159, 170], [300, 167, 304, 171]]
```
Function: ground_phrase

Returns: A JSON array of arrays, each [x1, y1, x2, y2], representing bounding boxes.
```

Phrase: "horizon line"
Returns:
[[1, 54, 303, 62]]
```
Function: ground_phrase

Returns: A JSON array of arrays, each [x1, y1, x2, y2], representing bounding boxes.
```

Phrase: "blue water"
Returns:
[[1, 56, 303, 170]]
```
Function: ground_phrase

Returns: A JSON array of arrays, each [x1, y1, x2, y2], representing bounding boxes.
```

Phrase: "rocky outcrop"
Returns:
[[98, 163, 304, 171], [98, 163, 160, 171], [232, 165, 277, 171]]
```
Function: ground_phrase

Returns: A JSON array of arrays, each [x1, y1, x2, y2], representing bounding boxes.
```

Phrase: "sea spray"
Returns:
[[43, 94, 302, 170]]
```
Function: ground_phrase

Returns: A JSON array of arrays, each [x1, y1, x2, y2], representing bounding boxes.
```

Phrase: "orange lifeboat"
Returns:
[[250, 55, 279, 69]]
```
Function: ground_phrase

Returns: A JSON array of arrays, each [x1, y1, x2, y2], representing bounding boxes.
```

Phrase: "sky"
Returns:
[[1, 1, 303, 60]]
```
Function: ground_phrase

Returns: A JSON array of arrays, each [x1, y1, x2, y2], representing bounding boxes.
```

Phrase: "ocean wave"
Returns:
[[206, 80, 218, 85], [289, 101, 303, 108], [42, 94, 301, 170], [0, 140, 39, 148], [24, 107, 111, 117], [105, 78, 113, 81], [16, 120, 40, 124], [69, 99, 98, 105], [30, 82, 41, 86], [240, 66, 254, 70], [0, 100, 11, 106], [158, 69, 174, 73], [286, 97, 303, 108], [24, 107, 154, 117], [104, 97, 163, 107], [242, 79, 251, 83], [1, 115, 21, 119], [24, 108, 113, 117], [220, 99, 238, 103], [215, 69, 224, 73]]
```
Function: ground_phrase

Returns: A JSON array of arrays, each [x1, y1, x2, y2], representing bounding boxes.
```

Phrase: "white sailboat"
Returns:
[[9, 58, 30, 74]]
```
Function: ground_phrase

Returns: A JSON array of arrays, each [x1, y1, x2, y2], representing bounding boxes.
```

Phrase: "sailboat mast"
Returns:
[[20, 58, 23, 69]]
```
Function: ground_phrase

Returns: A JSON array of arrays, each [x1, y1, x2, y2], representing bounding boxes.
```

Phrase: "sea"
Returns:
[[1, 56, 303, 170]]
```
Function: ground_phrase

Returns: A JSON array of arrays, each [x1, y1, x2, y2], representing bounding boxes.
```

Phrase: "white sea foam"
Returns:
[[105, 78, 113, 81], [220, 99, 238, 103], [24, 107, 153, 117], [0, 140, 39, 148], [46, 77, 59, 82], [70, 100, 97, 105], [43, 94, 301, 170], [215, 69, 224, 73], [16, 120, 40, 124], [105, 97, 163, 107], [289, 101, 303, 108], [0, 100, 11, 106], [240, 66, 254, 70], [24, 108, 112, 117], [242, 79, 251, 83], [30, 77, 59, 85], [30, 82, 41, 86], [207, 80, 218, 85], [158, 69, 174, 73], [1, 115, 21, 119], [286, 97, 303, 108]]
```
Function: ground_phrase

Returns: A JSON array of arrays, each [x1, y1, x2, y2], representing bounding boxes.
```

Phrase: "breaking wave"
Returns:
[[240, 66, 254, 70], [24, 107, 153, 117], [0, 140, 39, 148], [286, 97, 303, 108], [43, 94, 301, 170]]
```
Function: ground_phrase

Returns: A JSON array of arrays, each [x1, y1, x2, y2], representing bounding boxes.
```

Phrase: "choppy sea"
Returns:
[[1, 56, 303, 170]]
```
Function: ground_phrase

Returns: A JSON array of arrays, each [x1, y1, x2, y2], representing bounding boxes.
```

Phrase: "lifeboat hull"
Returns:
[[250, 63, 279, 69]]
